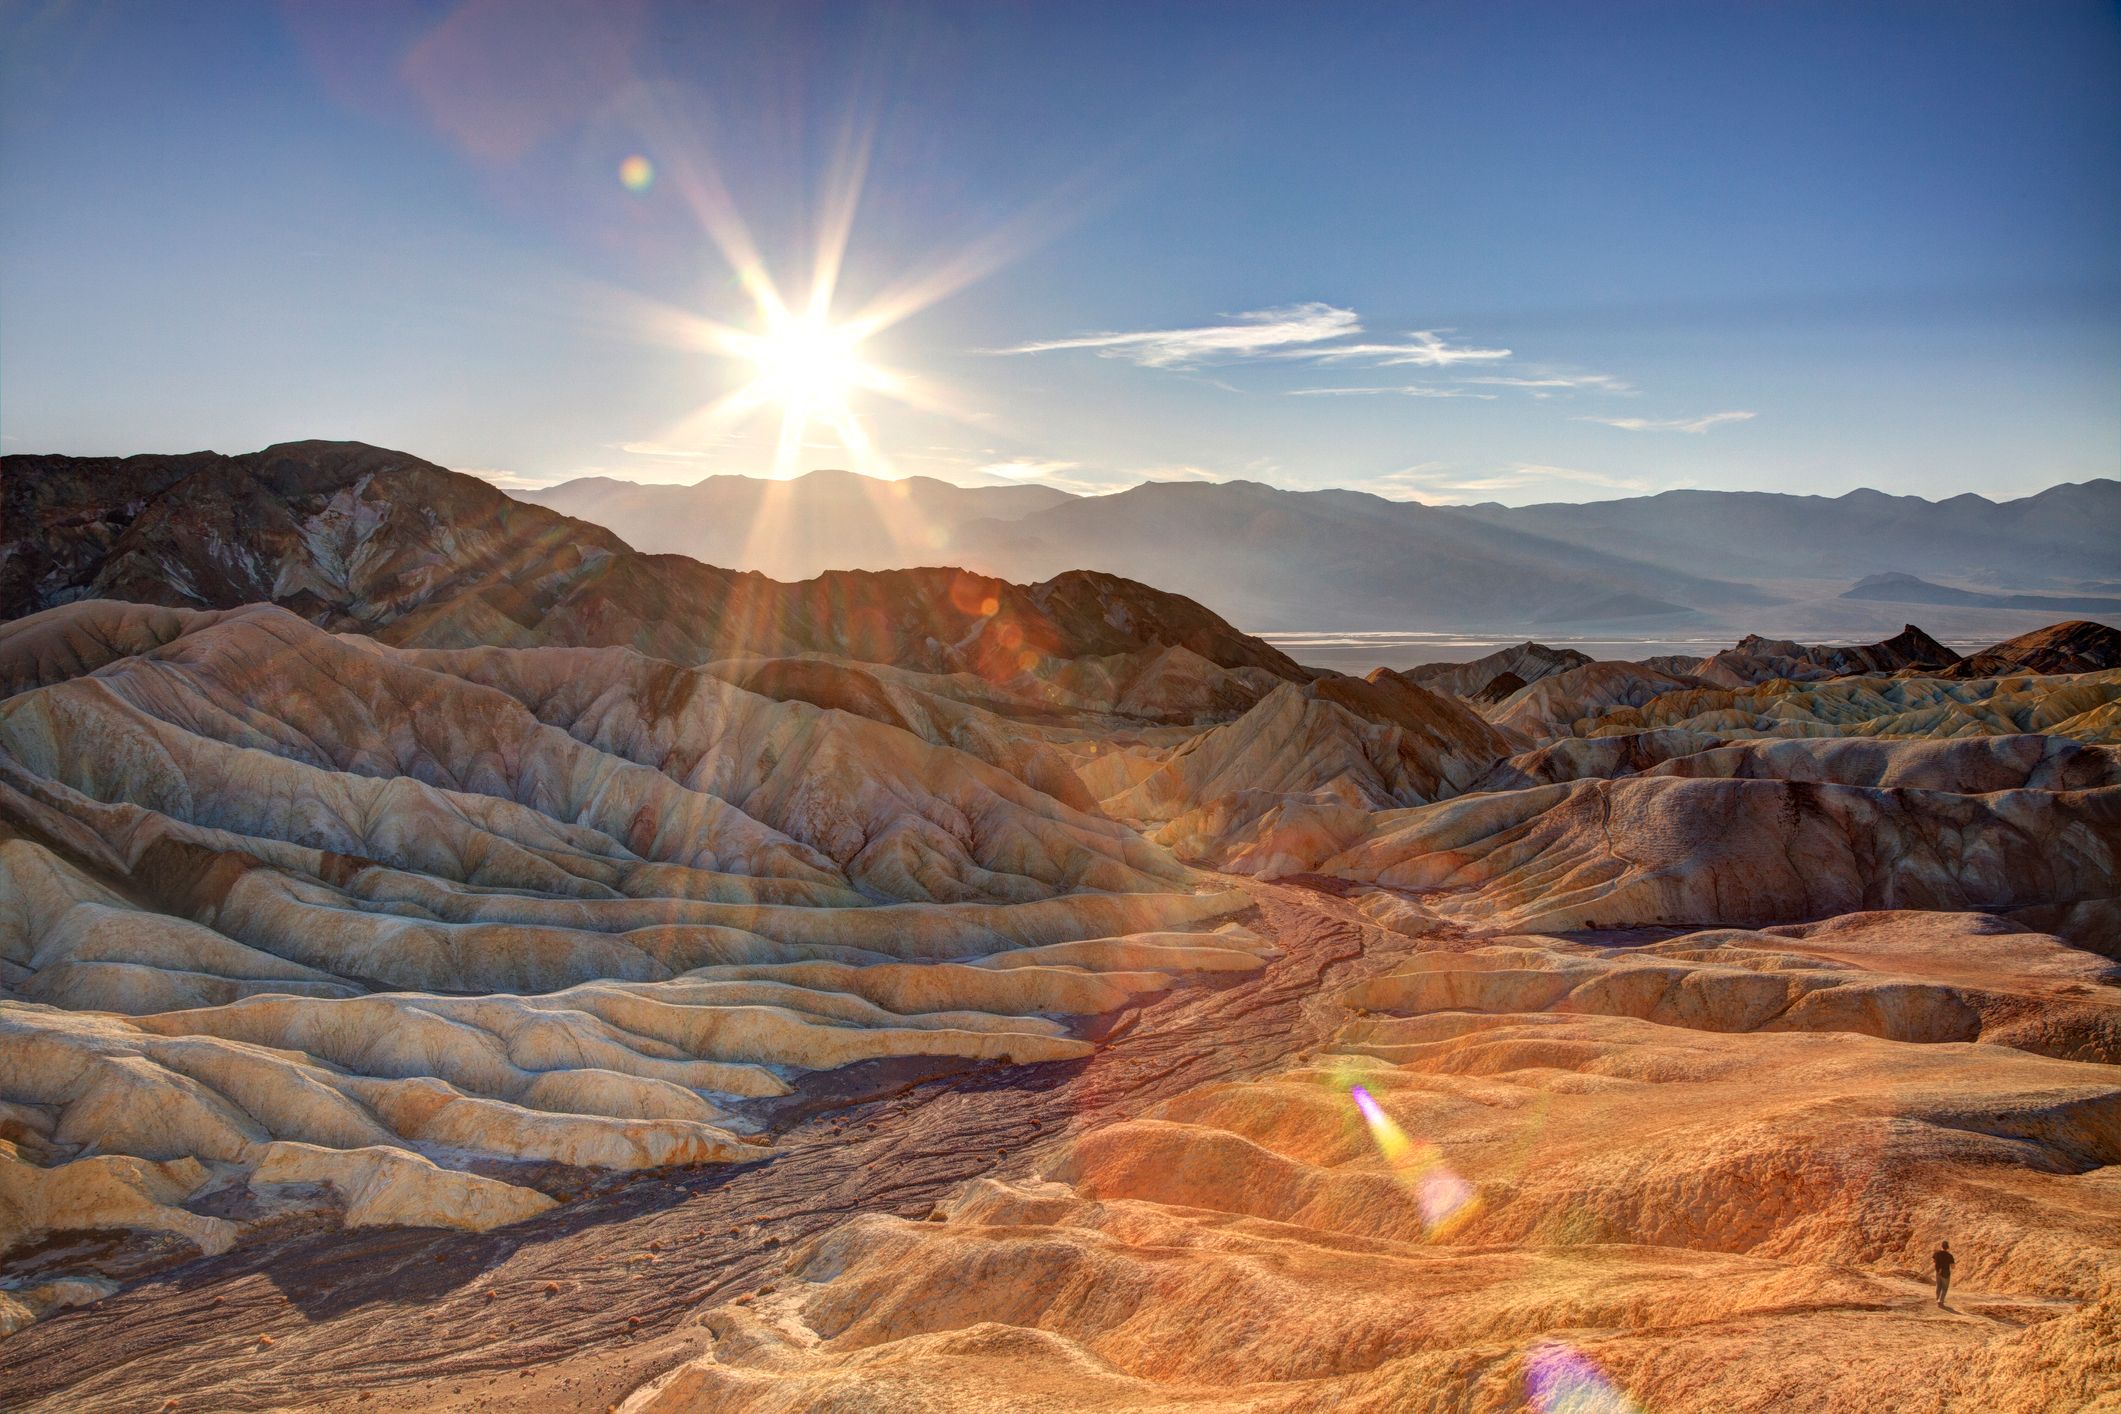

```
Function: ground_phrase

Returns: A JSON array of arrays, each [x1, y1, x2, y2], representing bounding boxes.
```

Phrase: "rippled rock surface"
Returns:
[[0, 450, 2115, 1412]]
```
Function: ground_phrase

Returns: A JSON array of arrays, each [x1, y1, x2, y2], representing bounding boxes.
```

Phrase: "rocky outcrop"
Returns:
[[1690, 624, 1961, 689], [0, 599, 1263, 1273], [1485, 660, 1706, 742], [1940, 619, 2121, 679], [1583, 667, 2121, 744], [1396, 641, 1594, 698], [1322, 774, 2121, 932], [1099, 676, 1513, 872], [0, 442, 1308, 683]]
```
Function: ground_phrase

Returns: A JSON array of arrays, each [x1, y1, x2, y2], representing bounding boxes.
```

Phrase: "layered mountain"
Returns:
[[521, 467, 2121, 634], [1456, 479, 2121, 589], [1685, 623, 1960, 688], [1937, 619, 2121, 680], [946, 479, 1767, 630], [0, 442, 1307, 683], [3, 450, 2120, 1413], [1397, 640, 1594, 698]]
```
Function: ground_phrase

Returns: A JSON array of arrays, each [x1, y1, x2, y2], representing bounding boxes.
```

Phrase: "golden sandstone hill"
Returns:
[[0, 444, 2116, 1413]]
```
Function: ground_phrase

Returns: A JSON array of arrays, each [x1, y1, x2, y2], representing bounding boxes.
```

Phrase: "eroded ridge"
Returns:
[[1, 580, 2118, 1413]]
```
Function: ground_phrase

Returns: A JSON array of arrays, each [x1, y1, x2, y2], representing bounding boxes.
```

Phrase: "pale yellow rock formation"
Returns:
[[631, 932, 2121, 1413], [0, 601, 1258, 1285], [1322, 775, 2121, 931], [3, 591, 2118, 1411], [1584, 669, 2121, 746], [1096, 676, 1511, 870]]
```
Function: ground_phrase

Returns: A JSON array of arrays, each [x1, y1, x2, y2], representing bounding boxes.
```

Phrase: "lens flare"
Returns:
[[1525, 1342, 1644, 1414], [1348, 1084, 1482, 1236], [618, 154, 654, 192]]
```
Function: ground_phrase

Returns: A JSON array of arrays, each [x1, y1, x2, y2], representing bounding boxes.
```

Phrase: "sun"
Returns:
[[710, 302, 904, 478], [738, 311, 868, 417], [621, 140, 999, 480]]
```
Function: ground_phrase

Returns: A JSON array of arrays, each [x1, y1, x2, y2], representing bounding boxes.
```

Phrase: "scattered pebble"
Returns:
[[544, 1280, 561, 1295]]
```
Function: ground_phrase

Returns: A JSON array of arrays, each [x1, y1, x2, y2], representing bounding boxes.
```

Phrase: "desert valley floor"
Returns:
[[0, 445, 2117, 1412]]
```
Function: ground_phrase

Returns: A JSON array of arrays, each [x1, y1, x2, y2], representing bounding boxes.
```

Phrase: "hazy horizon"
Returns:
[[493, 458, 2119, 508]]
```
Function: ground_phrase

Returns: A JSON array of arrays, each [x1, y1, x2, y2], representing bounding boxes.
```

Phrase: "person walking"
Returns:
[[1932, 1239, 1955, 1306]]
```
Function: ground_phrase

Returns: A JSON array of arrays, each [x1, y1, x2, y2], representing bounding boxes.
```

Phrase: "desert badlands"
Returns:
[[0, 443, 2116, 1412]]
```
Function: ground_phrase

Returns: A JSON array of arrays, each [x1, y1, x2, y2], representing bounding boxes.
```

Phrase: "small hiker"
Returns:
[[1932, 1239, 1955, 1305]]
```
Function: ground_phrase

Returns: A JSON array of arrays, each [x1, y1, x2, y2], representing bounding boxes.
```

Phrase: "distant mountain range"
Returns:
[[521, 468, 2121, 633], [1842, 572, 2121, 615], [8, 443, 2114, 645], [523, 469, 1073, 582], [1454, 482, 2121, 591]]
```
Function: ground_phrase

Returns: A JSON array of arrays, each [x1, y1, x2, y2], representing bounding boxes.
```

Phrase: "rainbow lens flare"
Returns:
[[1348, 1084, 1482, 1235], [618, 154, 654, 192], [1525, 1342, 1643, 1414]]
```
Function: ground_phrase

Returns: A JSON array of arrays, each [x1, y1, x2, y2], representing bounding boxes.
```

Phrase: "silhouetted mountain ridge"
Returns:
[[0, 441, 1307, 682]]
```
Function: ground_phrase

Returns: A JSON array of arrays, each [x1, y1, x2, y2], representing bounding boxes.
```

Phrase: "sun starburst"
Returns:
[[709, 296, 906, 479]]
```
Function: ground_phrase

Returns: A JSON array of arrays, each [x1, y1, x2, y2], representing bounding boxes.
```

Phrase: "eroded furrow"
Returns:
[[0, 882, 1374, 1413]]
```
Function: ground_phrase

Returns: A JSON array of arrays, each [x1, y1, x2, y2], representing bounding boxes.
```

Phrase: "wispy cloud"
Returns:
[[993, 302, 1359, 368], [992, 306, 1514, 373], [1369, 461, 1667, 505], [1464, 372, 1635, 393], [1289, 385, 1497, 400], [615, 439, 728, 459], [456, 466, 561, 492], [972, 459, 1135, 496], [977, 458, 1080, 482], [1580, 410, 1755, 433], [1279, 329, 1511, 367]]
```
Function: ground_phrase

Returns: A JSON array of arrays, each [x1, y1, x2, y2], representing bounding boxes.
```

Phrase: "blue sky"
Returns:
[[3, 0, 2116, 503]]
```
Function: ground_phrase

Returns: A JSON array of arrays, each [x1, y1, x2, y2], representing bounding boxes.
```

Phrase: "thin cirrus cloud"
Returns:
[[991, 302, 1360, 368], [1581, 410, 1756, 433], [1288, 385, 1498, 400], [978, 458, 1082, 482], [455, 465, 555, 492], [616, 439, 726, 459], [1464, 372, 1636, 393], [990, 304, 1517, 372], [1273, 329, 1511, 367], [1370, 461, 1667, 505]]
